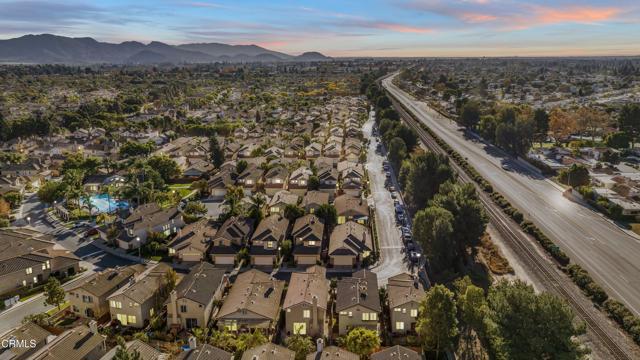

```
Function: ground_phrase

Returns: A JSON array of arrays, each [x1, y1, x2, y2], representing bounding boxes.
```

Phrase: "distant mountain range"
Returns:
[[0, 34, 331, 64]]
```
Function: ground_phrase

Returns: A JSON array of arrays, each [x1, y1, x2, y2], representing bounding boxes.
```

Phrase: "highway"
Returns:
[[382, 73, 640, 317]]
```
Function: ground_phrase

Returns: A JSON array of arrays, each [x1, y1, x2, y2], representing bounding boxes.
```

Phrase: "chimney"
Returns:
[[169, 290, 179, 326], [88, 320, 98, 335], [316, 338, 324, 353], [188, 336, 197, 350]]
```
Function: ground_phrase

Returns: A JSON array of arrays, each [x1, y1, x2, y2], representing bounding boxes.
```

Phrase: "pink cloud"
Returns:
[[373, 22, 433, 33], [533, 6, 620, 25]]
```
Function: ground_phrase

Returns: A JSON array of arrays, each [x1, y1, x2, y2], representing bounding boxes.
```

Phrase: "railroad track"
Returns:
[[389, 96, 631, 360]]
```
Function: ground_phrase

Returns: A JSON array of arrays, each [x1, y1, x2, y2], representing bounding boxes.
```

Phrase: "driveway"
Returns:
[[365, 110, 411, 285]]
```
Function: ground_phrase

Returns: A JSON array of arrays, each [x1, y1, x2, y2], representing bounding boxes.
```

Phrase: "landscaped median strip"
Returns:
[[388, 88, 640, 345]]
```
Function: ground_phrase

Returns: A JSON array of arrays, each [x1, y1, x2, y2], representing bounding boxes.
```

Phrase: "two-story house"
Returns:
[[107, 263, 172, 328], [67, 264, 145, 319], [215, 269, 284, 334], [167, 218, 217, 263], [387, 273, 425, 335], [291, 214, 324, 266], [283, 266, 329, 337], [336, 270, 381, 335], [249, 215, 288, 268], [167, 262, 228, 330], [328, 221, 372, 268], [207, 216, 255, 266]]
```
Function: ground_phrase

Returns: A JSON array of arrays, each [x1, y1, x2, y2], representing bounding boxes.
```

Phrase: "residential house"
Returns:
[[28, 323, 107, 360], [283, 266, 329, 337], [288, 167, 312, 196], [107, 263, 172, 328], [208, 170, 234, 200], [100, 340, 168, 360], [268, 190, 299, 215], [167, 262, 228, 330], [370, 346, 421, 360], [249, 215, 288, 268], [263, 166, 289, 196], [167, 219, 216, 263], [0, 322, 51, 360], [114, 203, 184, 250], [334, 194, 369, 225], [177, 344, 233, 360], [316, 165, 338, 196], [336, 270, 381, 335], [0, 228, 80, 296], [305, 143, 322, 159], [183, 160, 215, 178], [302, 191, 329, 214], [306, 346, 358, 360], [328, 221, 372, 268], [236, 164, 262, 196], [291, 214, 324, 266], [387, 273, 425, 335], [215, 269, 284, 333], [208, 216, 255, 266], [241, 344, 294, 360], [67, 264, 145, 319]]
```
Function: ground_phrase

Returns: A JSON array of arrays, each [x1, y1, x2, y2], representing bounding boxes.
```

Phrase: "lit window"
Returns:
[[303, 310, 311, 319], [410, 309, 418, 317], [396, 322, 405, 330]]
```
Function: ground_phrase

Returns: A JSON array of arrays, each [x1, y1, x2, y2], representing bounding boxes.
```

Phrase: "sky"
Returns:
[[0, 0, 639, 57]]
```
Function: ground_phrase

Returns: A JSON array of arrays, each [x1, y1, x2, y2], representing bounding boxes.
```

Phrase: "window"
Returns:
[[293, 322, 307, 335], [25, 267, 33, 275], [110, 300, 122, 309], [224, 320, 237, 331], [127, 315, 136, 324], [180, 305, 188, 313], [396, 322, 405, 331], [303, 310, 311, 319], [410, 309, 418, 317]]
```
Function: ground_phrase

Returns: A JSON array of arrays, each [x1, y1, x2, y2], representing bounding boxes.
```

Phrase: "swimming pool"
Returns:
[[82, 193, 130, 214]]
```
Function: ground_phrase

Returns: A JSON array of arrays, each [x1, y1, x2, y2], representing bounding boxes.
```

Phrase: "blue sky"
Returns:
[[1, 0, 639, 56]]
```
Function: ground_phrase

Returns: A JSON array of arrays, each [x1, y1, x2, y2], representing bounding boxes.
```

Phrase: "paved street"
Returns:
[[384, 74, 640, 315], [364, 110, 411, 285]]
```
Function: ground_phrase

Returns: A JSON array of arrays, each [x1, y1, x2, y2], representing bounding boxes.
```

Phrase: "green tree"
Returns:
[[416, 285, 458, 357], [413, 206, 455, 273], [113, 336, 142, 360], [43, 277, 66, 310], [558, 164, 590, 187], [485, 280, 584, 360], [37, 181, 65, 204], [209, 136, 225, 168], [460, 101, 481, 128], [402, 152, 454, 211], [283, 204, 305, 221], [342, 327, 380, 359], [147, 155, 181, 182], [388, 137, 407, 170], [315, 204, 338, 228], [285, 334, 315, 360]]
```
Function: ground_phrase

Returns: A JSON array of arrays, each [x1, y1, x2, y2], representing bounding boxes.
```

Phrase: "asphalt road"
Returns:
[[364, 110, 411, 285], [383, 74, 640, 316]]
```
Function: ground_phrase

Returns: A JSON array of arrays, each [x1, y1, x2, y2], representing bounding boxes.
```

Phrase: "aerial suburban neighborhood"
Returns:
[[1, 1, 640, 359]]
